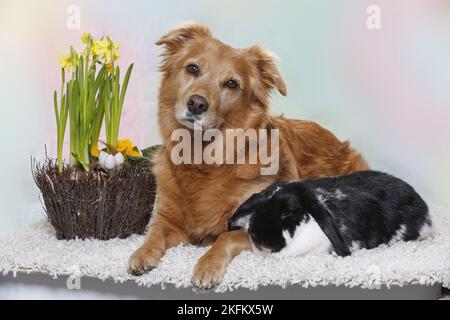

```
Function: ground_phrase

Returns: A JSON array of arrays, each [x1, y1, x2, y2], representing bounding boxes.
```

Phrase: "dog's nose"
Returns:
[[187, 95, 209, 115]]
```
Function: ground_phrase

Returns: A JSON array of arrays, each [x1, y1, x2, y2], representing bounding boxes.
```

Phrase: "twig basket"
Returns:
[[33, 159, 156, 240]]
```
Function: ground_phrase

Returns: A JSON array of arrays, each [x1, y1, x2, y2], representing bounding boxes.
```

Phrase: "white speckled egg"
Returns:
[[114, 152, 124, 166], [99, 151, 108, 165], [103, 154, 116, 170]]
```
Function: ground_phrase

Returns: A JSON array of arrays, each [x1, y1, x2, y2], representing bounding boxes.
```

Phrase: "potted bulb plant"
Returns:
[[33, 33, 159, 240]]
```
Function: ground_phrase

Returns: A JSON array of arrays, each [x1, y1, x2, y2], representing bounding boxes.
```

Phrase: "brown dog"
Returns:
[[128, 23, 369, 289]]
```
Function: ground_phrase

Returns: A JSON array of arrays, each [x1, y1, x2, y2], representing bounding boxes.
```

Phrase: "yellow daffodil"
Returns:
[[58, 50, 79, 70], [58, 54, 73, 70], [81, 33, 95, 57], [92, 38, 120, 63], [81, 33, 91, 44], [90, 145, 100, 158], [104, 41, 120, 63], [92, 39, 108, 56]]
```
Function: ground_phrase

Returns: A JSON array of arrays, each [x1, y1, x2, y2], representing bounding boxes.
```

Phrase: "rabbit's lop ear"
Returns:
[[313, 207, 351, 257], [321, 219, 351, 257], [302, 190, 351, 257]]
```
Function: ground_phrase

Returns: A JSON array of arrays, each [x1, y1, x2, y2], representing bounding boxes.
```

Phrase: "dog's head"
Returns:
[[156, 22, 287, 131]]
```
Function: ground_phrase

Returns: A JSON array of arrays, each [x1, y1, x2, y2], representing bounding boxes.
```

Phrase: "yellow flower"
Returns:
[[58, 54, 72, 70], [106, 64, 114, 74], [117, 139, 142, 158], [117, 139, 133, 153], [81, 33, 91, 44], [106, 41, 120, 62], [92, 38, 120, 63], [127, 147, 142, 158], [58, 51, 79, 70], [91, 145, 100, 158], [92, 39, 108, 56]]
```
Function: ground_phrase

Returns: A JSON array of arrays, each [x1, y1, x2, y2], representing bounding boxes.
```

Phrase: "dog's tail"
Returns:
[[340, 142, 370, 173]]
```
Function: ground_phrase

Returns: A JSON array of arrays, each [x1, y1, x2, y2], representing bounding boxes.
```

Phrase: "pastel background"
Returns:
[[0, 0, 449, 238]]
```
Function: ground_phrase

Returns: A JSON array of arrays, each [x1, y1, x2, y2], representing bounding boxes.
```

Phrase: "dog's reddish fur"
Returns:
[[128, 23, 369, 288]]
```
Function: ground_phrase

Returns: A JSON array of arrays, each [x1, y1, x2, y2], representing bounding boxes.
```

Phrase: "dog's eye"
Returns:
[[186, 64, 200, 76], [224, 79, 238, 89]]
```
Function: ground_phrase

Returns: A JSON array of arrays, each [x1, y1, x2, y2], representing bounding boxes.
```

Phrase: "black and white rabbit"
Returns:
[[229, 171, 433, 257]]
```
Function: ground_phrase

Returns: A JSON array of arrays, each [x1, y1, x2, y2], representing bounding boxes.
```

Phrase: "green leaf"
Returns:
[[53, 90, 59, 124], [141, 145, 161, 160], [61, 94, 68, 131], [119, 63, 133, 113]]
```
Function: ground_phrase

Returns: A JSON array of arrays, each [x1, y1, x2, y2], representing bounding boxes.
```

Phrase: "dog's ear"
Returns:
[[155, 22, 212, 53], [155, 23, 212, 74], [245, 45, 287, 103]]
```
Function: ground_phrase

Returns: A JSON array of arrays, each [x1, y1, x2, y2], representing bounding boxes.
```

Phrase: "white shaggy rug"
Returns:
[[1, 206, 449, 293]]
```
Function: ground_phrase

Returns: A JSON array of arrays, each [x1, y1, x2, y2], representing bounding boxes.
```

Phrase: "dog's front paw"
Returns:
[[128, 247, 163, 276], [191, 252, 227, 290]]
